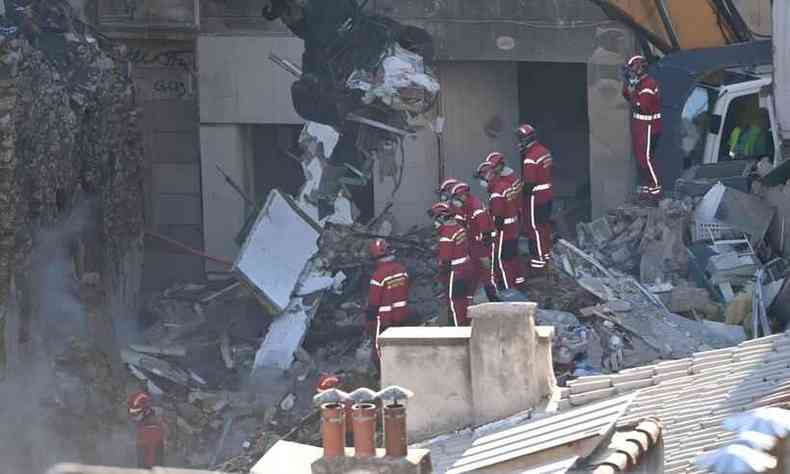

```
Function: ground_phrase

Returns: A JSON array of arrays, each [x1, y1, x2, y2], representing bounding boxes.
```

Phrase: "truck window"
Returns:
[[681, 86, 716, 168], [719, 93, 773, 161]]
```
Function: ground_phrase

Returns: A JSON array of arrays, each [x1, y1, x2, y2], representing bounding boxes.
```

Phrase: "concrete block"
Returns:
[[652, 369, 690, 384], [609, 369, 654, 384], [469, 303, 541, 426]]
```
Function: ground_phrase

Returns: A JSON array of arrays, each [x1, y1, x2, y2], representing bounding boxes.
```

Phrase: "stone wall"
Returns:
[[380, 303, 557, 441]]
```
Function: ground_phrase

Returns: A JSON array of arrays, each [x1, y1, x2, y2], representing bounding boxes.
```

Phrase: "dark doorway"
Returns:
[[518, 62, 591, 232], [252, 125, 305, 202]]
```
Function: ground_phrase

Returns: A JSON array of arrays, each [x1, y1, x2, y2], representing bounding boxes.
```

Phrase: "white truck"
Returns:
[[592, 0, 789, 185]]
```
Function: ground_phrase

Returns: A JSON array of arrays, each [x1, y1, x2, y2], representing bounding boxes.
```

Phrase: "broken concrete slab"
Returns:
[[128, 344, 186, 358], [714, 185, 776, 245], [121, 349, 191, 387], [234, 190, 322, 314], [253, 297, 321, 371], [665, 287, 714, 314]]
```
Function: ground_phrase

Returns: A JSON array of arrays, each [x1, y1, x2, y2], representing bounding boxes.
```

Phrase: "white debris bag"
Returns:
[[347, 44, 440, 114]]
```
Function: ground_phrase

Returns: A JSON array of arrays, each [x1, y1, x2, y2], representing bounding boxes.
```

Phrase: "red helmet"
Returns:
[[516, 124, 537, 150], [316, 373, 341, 392], [369, 238, 391, 259], [128, 391, 152, 420], [437, 177, 460, 201], [626, 55, 648, 77], [474, 161, 495, 180], [428, 202, 455, 220], [485, 152, 506, 170], [450, 181, 471, 197]]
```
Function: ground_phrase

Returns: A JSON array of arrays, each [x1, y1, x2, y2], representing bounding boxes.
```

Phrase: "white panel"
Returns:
[[198, 36, 304, 124], [775, 0, 790, 140]]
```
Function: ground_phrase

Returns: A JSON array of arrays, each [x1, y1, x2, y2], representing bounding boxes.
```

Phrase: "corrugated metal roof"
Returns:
[[426, 394, 635, 474], [559, 332, 790, 474]]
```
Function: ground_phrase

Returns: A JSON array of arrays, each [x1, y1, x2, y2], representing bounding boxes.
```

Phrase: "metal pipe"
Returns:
[[351, 402, 377, 458], [321, 403, 346, 459], [383, 403, 407, 458], [653, 0, 680, 50]]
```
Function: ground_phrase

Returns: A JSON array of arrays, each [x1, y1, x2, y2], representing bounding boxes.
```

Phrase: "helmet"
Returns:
[[128, 391, 152, 421], [626, 55, 648, 78], [368, 238, 391, 259], [516, 124, 537, 150], [316, 373, 341, 392], [474, 161, 495, 180], [485, 152, 506, 170], [428, 202, 455, 221], [450, 181, 471, 197], [437, 177, 460, 202]]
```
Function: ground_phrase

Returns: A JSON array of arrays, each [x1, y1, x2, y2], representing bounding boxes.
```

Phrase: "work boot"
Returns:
[[484, 285, 501, 302]]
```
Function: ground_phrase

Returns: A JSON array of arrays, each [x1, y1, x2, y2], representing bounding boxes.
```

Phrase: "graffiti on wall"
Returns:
[[152, 79, 189, 98], [126, 48, 195, 73]]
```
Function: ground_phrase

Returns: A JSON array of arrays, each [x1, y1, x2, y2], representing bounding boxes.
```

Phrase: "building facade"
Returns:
[[87, 0, 771, 289]]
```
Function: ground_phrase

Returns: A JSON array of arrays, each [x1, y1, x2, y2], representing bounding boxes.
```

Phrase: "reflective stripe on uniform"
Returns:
[[633, 113, 661, 121], [449, 270, 459, 327], [535, 154, 551, 164], [639, 88, 657, 95], [451, 257, 468, 266], [533, 183, 552, 192], [645, 124, 659, 189], [381, 273, 408, 285], [530, 194, 544, 258], [497, 232, 510, 290], [379, 300, 408, 312], [503, 217, 517, 225], [472, 209, 486, 219], [370, 279, 383, 287]]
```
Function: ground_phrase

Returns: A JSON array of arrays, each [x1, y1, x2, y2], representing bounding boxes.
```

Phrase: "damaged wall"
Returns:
[[0, 1, 144, 469]]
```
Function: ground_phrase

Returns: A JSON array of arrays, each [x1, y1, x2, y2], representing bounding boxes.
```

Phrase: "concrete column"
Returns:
[[199, 124, 249, 274], [587, 27, 637, 218], [379, 327, 473, 441], [469, 302, 538, 426]]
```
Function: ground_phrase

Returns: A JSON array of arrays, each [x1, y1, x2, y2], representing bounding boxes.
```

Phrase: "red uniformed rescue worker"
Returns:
[[449, 181, 498, 302], [622, 55, 663, 199], [366, 238, 410, 370], [429, 202, 474, 326], [517, 123, 554, 269], [128, 390, 165, 469], [476, 153, 527, 293]]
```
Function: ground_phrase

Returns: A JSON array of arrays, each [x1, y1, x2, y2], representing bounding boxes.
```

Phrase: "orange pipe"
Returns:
[[383, 403, 407, 458], [351, 403, 377, 459], [321, 403, 346, 459]]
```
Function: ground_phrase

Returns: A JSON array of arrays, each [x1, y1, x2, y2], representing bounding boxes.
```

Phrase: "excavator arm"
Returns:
[[589, 0, 752, 52]]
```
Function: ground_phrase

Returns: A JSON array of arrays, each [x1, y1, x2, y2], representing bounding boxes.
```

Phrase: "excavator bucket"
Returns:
[[590, 0, 751, 52]]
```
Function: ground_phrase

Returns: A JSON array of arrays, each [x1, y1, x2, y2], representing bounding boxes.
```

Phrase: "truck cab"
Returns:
[[681, 68, 781, 170]]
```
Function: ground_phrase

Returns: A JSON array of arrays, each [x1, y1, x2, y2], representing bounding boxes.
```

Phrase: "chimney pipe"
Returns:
[[320, 403, 346, 459], [351, 402, 377, 458], [383, 403, 407, 457]]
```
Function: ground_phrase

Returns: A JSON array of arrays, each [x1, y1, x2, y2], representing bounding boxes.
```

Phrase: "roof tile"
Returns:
[[569, 387, 617, 406], [570, 378, 612, 394], [613, 378, 654, 393]]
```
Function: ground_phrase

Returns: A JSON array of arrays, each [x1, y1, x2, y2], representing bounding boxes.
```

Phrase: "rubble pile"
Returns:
[[575, 198, 693, 281]]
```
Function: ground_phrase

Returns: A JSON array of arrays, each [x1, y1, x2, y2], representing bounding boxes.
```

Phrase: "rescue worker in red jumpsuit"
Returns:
[[622, 55, 663, 199], [128, 390, 165, 469], [366, 238, 410, 371], [449, 181, 498, 302], [517, 123, 554, 270], [429, 202, 474, 326], [475, 153, 527, 293]]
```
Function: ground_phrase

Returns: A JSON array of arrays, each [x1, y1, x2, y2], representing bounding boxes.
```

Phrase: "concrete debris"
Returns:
[[694, 182, 776, 246], [129, 344, 187, 358], [279, 393, 296, 412], [121, 349, 192, 387], [574, 199, 692, 281]]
